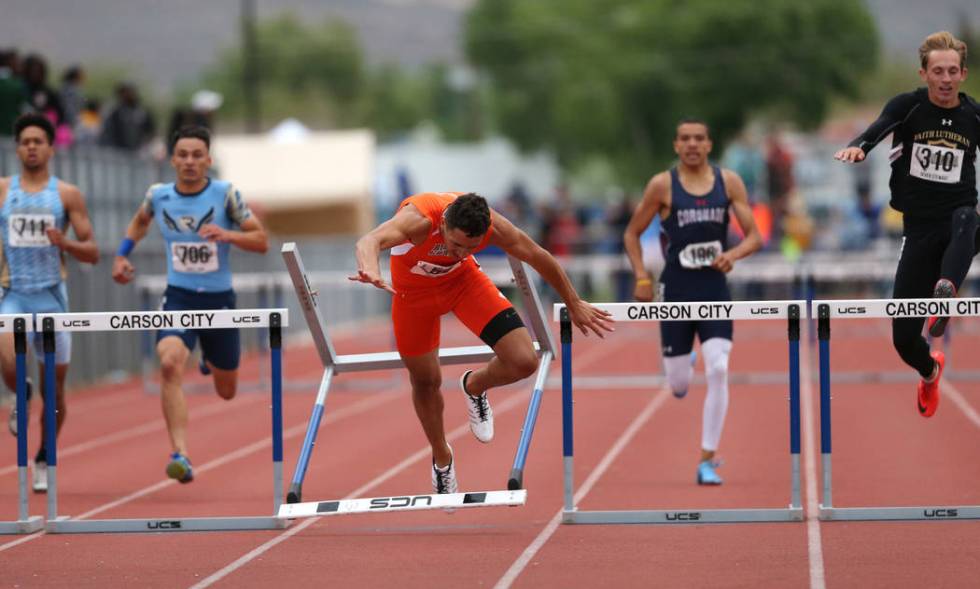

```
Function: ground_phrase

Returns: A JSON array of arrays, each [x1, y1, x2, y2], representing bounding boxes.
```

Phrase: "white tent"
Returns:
[[213, 125, 376, 236]]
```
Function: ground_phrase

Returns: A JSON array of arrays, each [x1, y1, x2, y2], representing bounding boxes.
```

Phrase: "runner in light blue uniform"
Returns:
[[0, 113, 100, 492], [112, 125, 268, 484]]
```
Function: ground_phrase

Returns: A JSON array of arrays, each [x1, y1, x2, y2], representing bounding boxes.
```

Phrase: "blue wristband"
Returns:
[[116, 238, 135, 257]]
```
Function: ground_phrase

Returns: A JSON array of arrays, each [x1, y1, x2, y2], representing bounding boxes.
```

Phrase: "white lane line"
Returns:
[[941, 380, 980, 429], [802, 339, 826, 589], [0, 393, 389, 553], [494, 389, 669, 589]]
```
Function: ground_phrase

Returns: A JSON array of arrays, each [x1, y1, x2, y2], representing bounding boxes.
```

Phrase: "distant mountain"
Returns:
[[0, 0, 976, 94]]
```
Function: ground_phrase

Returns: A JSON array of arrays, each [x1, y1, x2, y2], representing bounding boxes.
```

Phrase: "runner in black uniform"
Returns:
[[835, 31, 980, 418], [624, 118, 762, 485]]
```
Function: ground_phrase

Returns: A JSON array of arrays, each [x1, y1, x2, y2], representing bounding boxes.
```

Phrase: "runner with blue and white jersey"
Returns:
[[0, 113, 100, 492], [112, 125, 268, 484], [623, 118, 762, 487]]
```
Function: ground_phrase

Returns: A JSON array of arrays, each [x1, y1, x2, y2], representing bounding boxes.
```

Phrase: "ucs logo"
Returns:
[[923, 509, 958, 518], [370, 495, 434, 509], [750, 307, 779, 315], [61, 319, 91, 327], [147, 520, 182, 529], [665, 512, 701, 521], [836, 307, 866, 315], [232, 315, 261, 324]]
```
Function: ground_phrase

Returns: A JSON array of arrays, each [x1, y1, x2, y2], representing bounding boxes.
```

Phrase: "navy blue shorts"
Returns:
[[658, 266, 733, 357], [156, 285, 240, 370]]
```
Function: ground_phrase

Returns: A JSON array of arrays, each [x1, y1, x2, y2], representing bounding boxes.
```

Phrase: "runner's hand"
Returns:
[[112, 256, 135, 284], [198, 224, 230, 243], [567, 299, 614, 338], [834, 147, 865, 163], [348, 269, 396, 295], [711, 251, 736, 273]]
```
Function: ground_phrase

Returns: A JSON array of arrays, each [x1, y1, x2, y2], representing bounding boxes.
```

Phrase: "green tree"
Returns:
[[466, 0, 879, 185], [203, 13, 365, 129]]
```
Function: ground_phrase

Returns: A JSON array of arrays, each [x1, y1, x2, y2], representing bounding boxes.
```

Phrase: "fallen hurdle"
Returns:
[[278, 242, 555, 516]]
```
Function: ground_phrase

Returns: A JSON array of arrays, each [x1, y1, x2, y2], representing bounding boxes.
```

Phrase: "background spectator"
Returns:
[[100, 82, 155, 152]]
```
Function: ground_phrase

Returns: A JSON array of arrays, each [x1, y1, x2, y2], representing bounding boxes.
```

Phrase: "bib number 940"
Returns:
[[171, 242, 218, 273]]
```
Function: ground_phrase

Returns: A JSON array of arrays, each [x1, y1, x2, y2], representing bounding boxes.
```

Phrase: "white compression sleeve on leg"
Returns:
[[663, 353, 695, 396], [700, 337, 732, 452]]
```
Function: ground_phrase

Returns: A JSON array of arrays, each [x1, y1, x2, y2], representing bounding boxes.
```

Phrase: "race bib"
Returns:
[[678, 240, 722, 269], [411, 259, 462, 277], [171, 242, 218, 273], [7, 213, 56, 247], [910, 142, 964, 184]]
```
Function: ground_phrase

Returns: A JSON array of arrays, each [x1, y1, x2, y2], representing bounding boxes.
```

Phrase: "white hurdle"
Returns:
[[0, 314, 45, 534], [278, 242, 555, 517], [814, 298, 980, 521], [555, 301, 806, 524], [36, 308, 290, 534]]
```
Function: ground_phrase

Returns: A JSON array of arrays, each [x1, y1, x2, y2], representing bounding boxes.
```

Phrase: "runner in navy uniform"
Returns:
[[624, 118, 762, 485], [835, 31, 980, 418]]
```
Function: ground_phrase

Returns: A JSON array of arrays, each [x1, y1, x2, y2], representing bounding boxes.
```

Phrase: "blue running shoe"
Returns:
[[672, 351, 697, 399], [697, 459, 723, 485], [166, 452, 194, 483], [199, 356, 211, 376]]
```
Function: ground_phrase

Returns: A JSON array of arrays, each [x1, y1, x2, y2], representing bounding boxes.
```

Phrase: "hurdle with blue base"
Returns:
[[36, 309, 289, 534], [815, 298, 980, 521], [278, 242, 554, 515], [0, 315, 44, 534], [557, 301, 805, 524]]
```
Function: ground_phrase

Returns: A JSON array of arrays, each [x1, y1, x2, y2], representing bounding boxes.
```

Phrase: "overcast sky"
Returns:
[[1, 0, 977, 96]]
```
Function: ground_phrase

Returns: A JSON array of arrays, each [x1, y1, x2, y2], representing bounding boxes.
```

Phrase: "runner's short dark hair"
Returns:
[[445, 193, 491, 237], [13, 113, 55, 144], [170, 125, 211, 151]]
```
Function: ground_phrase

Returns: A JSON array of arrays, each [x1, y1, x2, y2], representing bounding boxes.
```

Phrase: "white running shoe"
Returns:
[[460, 370, 494, 443], [32, 460, 48, 493], [8, 378, 32, 437], [431, 446, 458, 495]]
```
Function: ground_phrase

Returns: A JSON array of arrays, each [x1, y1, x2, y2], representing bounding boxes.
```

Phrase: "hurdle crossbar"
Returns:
[[815, 299, 980, 522], [279, 489, 526, 519], [556, 301, 805, 524], [36, 309, 289, 534], [281, 242, 555, 504], [0, 315, 45, 534]]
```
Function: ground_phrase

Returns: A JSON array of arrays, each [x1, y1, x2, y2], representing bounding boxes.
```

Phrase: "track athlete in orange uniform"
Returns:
[[351, 192, 613, 494]]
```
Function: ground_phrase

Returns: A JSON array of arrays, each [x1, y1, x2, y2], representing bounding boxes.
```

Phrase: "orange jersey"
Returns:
[[390, 192, 493, 291]]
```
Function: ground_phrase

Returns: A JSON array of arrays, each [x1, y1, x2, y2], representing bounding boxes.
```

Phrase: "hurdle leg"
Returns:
[[788, 305, 803, 513], [42, 317, 60, 523], [270, 313, 284, 512], [286, 366, 334, 503], [559, 309, 575, 515], [507, 351, 552, 490], [817, 304, 833, 516]]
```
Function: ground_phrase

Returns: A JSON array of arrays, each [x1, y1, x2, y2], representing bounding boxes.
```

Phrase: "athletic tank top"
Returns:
[[0, 175, 67, 291], [389, 192, 493, 291], [661, 166, 730, 273], [143, 179, 252, 293]]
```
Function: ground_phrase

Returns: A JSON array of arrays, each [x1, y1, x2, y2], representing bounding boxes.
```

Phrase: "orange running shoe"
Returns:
[[917, 351, 944, 418]]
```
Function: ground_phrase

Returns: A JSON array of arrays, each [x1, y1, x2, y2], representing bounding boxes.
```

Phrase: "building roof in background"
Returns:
[[214, 127, 375, 209]]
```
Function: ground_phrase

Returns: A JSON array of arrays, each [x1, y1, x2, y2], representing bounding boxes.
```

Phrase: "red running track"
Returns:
[[0, 318, 978, 588]]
